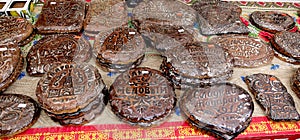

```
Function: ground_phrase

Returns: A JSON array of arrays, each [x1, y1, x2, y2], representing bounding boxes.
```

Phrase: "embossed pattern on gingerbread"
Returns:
[[137, 19, 194, 52], [160, 42, 234, 88], [50, 93, 106, 126], [84, 0, 127, 37], [291, 68, 300, 99], [249, 11, 295, 33], [36, 63, 106, 115], [271, 31, 300, 63], [132, 0, 198, 27], [245, 73, 300, 121], [109, 67, 176, 127], [0, 43, 23, 92], [26, 34, 92, 76], [94, 26, 146, 72], [0, 16, 33, 44], [180, 83, 254, 140], [0, 94, 41, 138], [192, 1, 249, 35], [210, 35, 274, 67], [35, 0, 86, 33]]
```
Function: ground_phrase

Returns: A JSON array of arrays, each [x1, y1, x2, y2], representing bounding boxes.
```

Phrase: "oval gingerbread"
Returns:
[[211, 35, 274, 67]]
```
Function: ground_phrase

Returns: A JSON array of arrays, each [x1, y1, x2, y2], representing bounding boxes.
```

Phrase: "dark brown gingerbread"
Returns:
[[180, 83, 254, 139], [35, 0, 86, 33], [136, 19, 194, 51], [0, 16, 33, 44], [109, 67, 176, 127], [249, 11, 295, 33], [192, 1, 249, 35], [132, 0, 198, 27], [36, 63, 107, 115], [84, 1, 127, 37], [0, 43, 23, 92], [245, 73, 300, 121], [161, 42, 234, 88], [271, 31, 300, 60], [0, 94, 41, 138], [26, 34, 92, 76], [48, 92, 106, 126], [210, 35, 274, 67], [291, 68, 300, 99], [273, 49, 300, 65], [94, 26, 146, 72]]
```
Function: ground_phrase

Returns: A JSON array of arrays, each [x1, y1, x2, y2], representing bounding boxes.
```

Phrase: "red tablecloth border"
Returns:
[[2, 116, 300, 140]]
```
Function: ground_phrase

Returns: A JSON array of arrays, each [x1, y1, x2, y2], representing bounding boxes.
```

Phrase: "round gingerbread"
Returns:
[[0, 16, 33, 44], [0, 43, 23, 92], [26, 34, 92, 76], [0, 94, 41, 138], [211, 35, 274, 67], [36, 63, 106, 115], [56, 96, 105, 126], [109, 67, 176, 127], [249, 11, 295, 33], [138, 19, 194, 51], [94, 26, 146, 72], [180, 83, 254, 139], [273, 48, 300, 64], [271, 31, 300, 60], [46, 89, 107, 120], [49, 92, 106, 126]]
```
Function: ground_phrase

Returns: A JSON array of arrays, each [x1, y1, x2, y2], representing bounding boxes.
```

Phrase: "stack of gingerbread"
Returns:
[[36, 63, 107, 126], [0, 16, 41, 138]]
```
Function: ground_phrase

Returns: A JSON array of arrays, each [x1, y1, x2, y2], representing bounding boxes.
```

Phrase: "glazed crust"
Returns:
[[94, 26, 146, 72], [180, 83, 254, 140], [245, 73, 300, 121], [36, 63, 106, 114], [273, 48, 300, 65], [0, 94, 41, 138], [35, 0, 86, 34], [0, 16, 33, 44], [132, 0, 198, 27], [271, 31, 300, 59], [26, 34, 92, 76], [109, 67, 176, 127], [249, 11, 295, 33], [211, 35, 274, 67], [46, 87, 107, 120], [136, 19, 194, 52], [83, 1, 127, 37], [160, 57, 233, 88], [0, 43, 23, 92], [161, 42, 234, 80], [192, 1, 249, 35], [48, 91, 107, 126]]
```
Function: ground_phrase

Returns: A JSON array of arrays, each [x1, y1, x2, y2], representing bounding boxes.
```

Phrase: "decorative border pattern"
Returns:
[[2, 116, 300, 140]]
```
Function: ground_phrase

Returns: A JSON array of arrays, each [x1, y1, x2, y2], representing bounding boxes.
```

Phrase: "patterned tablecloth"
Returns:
[[2, 1, 300, 140]]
